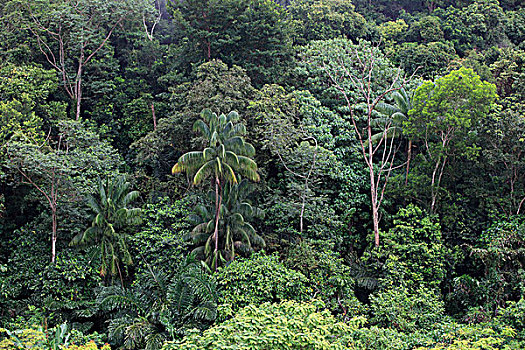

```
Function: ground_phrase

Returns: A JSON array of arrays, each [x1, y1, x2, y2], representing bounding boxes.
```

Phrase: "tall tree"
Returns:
[[172, 109, 259, 270], [405, 67, 497, 213], [6, 120, 121, 263], [8, 0, 150, 120], [288, 0, 366, 45], [314, 39, 413, 246], [168, 0, 293, 86]]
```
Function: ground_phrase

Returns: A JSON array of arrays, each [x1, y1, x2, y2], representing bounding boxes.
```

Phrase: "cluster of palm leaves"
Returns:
[[373, 87, 414, 181], [70, 175, 142, 281], [173, 109, 263, 270], [96, 256, 217, 350]]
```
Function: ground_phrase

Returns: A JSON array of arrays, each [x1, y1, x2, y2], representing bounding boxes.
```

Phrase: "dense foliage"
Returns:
[[1, 0, 525, 349]]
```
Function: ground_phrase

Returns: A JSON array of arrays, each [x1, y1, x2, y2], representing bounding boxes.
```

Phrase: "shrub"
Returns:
[[162, 300, 362, 350], [0, 326, 110, 350], [380, 205, 446, 291], [496, 298, 525, 340], [216, 252, 309, 319], [370, 284, 445, 332], [285, 240, 365, 318], [413, 323, 519, 350]]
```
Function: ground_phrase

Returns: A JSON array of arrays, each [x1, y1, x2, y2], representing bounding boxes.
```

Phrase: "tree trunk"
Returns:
[[368, 113, 380, 247], [405, 139, 412, 185], [370, 170, 380, 247], [51, 207, 57, 263], [75, 65, 83, 120], [213, 177, 222, 270], [151, 102, 157, 130]]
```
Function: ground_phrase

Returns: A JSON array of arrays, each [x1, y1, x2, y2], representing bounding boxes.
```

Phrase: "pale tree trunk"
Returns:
[[16, 166, 60, 263], [213, 177, 222, 270], [369, 161, 380, 247], [275, 137, 318, 235], [75, 59, 83, 120], [151, 103, 157, 130], [405, 140, 412, 185], [51, 207, 57, 263]]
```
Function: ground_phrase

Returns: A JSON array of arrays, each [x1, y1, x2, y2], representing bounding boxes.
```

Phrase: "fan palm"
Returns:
[[374, 87, 414, 183], [172, 109, 259, 270], [189, 179, 265, 267], [70, 175, 142, 283]]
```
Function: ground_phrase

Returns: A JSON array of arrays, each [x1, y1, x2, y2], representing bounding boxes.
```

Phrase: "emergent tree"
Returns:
[[172, 109, 259, 270]]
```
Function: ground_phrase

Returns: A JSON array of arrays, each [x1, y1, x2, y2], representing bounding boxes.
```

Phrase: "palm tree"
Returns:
[[188, 179, 265, 267], [70, 175, 142, 283], [374, 87, 414, 184], [172, 109, 259, 270]]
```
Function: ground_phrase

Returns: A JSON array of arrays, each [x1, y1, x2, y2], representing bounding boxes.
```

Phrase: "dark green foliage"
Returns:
[[289, 0, 367, 44], [1, 221, 101, 328], [168, 0, 293, 86], [391, 41, 458, 78], [131, 60, 255, 192], [435, 0, 509, 55], [378, 205, 446, 291], [3, 0, 525, 348], [6, 120, 122, 263], [467, 216, 525, 310], [129, 198, 191, 282], [188, 180, 265, 263]]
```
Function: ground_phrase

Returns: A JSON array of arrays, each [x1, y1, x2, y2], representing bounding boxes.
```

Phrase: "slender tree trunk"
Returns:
[[213, 177, 222, 270], [369, 164, 380, 247], [151, 102, 157, 130], [75, 60, 83, 120], [75, 79, 82, 121], [405, 140, 412, 185], [368, 112, 380, 247], [51, 207, 57, 263]]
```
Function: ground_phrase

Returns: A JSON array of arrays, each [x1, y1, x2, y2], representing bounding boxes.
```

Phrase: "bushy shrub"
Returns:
[[362, 205, 446, 296], [496, 298, 525, 340], [413, 323, 519, 350], [469, 216, 525, 308], [2, 221, 101, 326], [129, 197, 191, 282], [215, 252, 309, 319], [370, 284, 445, 332], [96, 256, 217, 349], [0, 325, 110, 350], [380, 205, 446, 291], [285, 240, 365, 318], [162, 300, 363, 350]]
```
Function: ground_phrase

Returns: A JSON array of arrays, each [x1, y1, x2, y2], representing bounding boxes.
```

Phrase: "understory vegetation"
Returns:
[[1, 0, 525, 349]]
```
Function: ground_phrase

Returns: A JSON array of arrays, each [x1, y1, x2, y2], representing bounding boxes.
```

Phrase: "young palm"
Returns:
[[172, 109, 259, 270], [70, 175, 142, 283]]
